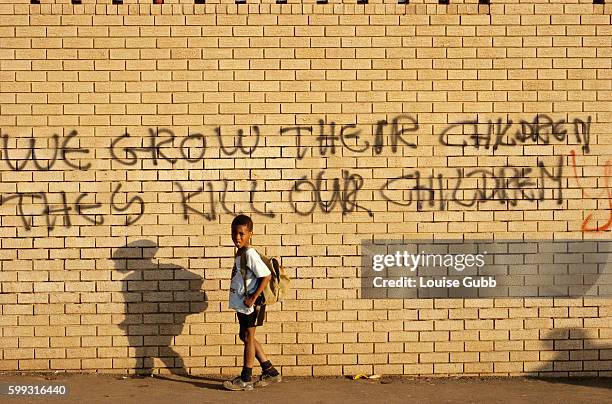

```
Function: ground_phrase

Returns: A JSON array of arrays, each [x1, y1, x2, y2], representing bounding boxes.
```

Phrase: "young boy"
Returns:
[[223, 214, 282, 391]]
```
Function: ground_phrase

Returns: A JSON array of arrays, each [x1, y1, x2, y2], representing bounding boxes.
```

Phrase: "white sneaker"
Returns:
[[254, 373, 282, 388], [223, 376, 254, 391]]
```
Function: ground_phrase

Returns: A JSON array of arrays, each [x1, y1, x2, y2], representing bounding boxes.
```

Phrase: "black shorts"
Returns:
[[237, 305, 266, 328]]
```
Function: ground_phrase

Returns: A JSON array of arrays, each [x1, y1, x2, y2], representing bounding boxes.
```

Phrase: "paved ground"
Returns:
[[0, 373, 611, 404]]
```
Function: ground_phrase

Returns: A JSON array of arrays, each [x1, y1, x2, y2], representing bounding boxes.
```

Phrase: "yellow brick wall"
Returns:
[[1, 2, 611, 376]]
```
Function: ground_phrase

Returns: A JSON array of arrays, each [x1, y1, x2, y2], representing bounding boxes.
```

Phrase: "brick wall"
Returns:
[[1, 1, 611, 376]]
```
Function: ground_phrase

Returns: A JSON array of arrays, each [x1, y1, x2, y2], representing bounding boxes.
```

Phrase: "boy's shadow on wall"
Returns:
[[113, 240, 208, 378], [531, 327, 612, 389]]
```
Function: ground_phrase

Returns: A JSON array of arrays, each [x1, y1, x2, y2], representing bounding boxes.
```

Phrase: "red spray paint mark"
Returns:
[[570, 150, 612, 232]]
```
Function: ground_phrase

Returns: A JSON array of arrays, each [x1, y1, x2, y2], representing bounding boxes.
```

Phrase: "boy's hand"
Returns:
[[243, 294, 257, 308], [243, 275, 270, 308]]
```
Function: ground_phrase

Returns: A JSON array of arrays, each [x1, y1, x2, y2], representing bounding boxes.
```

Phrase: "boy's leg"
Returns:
[[243, 326, 280, 387], [235, 308, 266, 386], [240, 327, 269, 364], [243, 326, 257, 369], [225, 307, 279, 391], [223, 316, 257, 391], [253, 337, 270, 365]]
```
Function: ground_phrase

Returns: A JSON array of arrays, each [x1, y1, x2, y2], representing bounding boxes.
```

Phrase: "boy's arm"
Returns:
[[243, 274, 271, 308]]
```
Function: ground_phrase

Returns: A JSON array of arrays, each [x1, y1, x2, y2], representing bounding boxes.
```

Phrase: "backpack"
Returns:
[[239, 247, 290, 305]]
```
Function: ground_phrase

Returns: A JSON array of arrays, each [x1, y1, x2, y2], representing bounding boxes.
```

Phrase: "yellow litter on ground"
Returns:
[[353, 374, 382, 380]]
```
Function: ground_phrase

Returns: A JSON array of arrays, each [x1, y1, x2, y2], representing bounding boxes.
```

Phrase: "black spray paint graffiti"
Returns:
[[0, 114, 590, 171], [110, 126, 259, 166], [0, 130, 91, 171], [280, 115, 418, 160], [173, 170, 373, 222], [174, 180, 275, 222], [0, 183, 144, 230], [290, 170, 373, 217], [439, 115, 591, 153], [380, 157, 564, 211], [0, 114, 598, 230], [0, 125, 261, 172]]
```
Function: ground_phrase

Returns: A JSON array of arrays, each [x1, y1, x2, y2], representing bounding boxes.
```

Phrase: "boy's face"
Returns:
[[231, 224, 252, 249]]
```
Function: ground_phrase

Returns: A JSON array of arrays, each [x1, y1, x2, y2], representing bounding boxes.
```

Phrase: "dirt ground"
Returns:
[[0, 373, 611, 404]]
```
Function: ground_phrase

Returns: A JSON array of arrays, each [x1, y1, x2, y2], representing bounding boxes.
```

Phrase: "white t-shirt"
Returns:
[[229, 248, 271, 315]]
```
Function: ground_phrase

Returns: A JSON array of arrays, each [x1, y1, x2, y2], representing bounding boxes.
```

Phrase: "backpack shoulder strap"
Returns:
[[239, 247, 252, 294]]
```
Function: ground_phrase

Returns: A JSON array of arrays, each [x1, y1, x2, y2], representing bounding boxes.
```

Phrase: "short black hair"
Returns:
[[231, 214, 253, 232]]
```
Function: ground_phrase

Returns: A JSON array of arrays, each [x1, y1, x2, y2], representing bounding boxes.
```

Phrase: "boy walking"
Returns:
[[223, 214, 282, 391]]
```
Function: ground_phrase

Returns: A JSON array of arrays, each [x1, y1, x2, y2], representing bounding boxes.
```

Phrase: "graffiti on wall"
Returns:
[[0, 114, 609, 232], [379, 158, 565, 211], [570, 150, 612, 232]]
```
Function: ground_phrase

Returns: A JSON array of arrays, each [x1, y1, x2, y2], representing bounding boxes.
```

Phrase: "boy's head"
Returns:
[[231, 214, 253, 249]]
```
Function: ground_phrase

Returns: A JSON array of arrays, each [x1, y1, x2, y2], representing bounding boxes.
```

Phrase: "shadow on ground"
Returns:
[[150, 373, 226, 390]]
